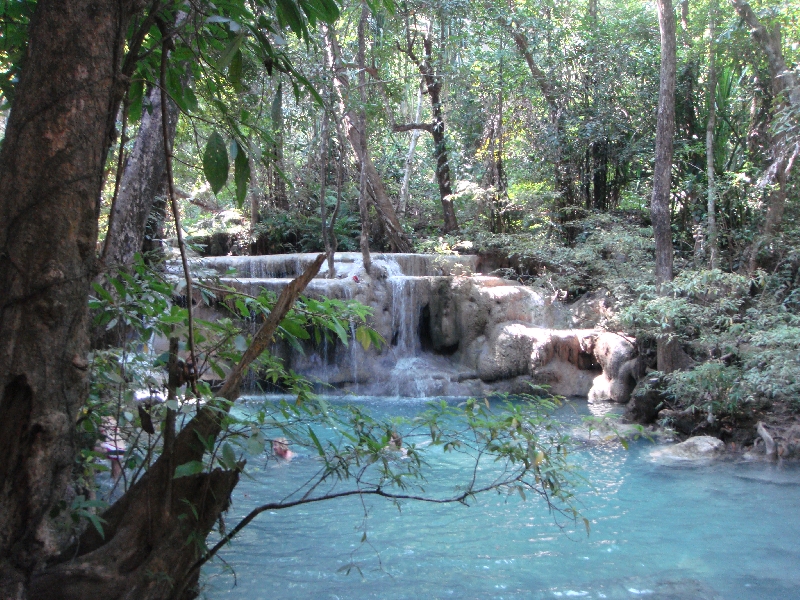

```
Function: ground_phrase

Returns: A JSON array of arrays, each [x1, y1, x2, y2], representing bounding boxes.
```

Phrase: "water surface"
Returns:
[[202, 397, 800, 599]]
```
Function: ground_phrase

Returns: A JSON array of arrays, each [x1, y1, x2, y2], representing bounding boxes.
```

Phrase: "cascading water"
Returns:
[[183, 251, 630, 400]]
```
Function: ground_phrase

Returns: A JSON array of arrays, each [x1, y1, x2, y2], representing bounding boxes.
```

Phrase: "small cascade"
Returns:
[[179, 251, 637, 401]]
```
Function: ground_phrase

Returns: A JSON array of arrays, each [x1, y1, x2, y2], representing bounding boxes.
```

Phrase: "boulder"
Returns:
[[650, 435, 724, 461], [569, 287, 613, 328], [588, 332, 637, 403]]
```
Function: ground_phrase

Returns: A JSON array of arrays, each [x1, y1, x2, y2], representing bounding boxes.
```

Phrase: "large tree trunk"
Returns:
[[323, 23, 412, 253], [0, 0, 145, 594], [28, 256, 325, 600], [651, 0, 678, 372], [102, 83, 180, 269]]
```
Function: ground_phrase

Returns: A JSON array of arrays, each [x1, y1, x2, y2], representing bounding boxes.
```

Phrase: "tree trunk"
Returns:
[[356, 3, 373, 270], [397, 28, 459, 232], [271, 81, 289, 210], [0, 0, 144, 594], [141, 174, 169, 259], [398, 83, 424, 215], [102, 83, 180, 269], [706, 0, 719, 269], [323, 23, 412, 253], [28, 256, 326, 600], [651, 0, 678, 372]]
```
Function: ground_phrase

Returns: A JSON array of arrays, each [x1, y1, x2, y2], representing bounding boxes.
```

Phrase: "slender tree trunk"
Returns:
[[400, 29, 458, 232], [323, 23, 412, 253], [706, 0, 719, 269], [0, 0, 145, 593], [248, 137, 262, 253], [398, 83, 424, 215], [651, 0, 678, 372], [271, 81, 289, 210], [356, 3, 373, 270], [102, 83, 180, 268]]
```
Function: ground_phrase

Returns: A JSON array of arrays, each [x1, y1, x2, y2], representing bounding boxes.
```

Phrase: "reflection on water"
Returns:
[[202, 397, 800, 600]]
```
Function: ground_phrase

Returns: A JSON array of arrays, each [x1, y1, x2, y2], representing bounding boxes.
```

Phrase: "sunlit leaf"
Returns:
[[203, 130, 229, 194]]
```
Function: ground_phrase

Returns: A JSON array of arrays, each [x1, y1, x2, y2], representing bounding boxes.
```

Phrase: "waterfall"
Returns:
[[179, 252, 627, 400]]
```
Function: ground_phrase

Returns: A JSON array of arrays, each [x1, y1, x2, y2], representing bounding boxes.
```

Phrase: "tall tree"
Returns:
[[396, 21, 459, 232], [102, 83, 180, 268], [0, 0, 148, 593], [706, 0, 719, 269], [651, 0, 678, 371], [323, 22, 412, 253]]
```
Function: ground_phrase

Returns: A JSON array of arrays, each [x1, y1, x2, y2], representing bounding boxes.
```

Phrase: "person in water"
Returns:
[[272, 437, 294, 460], [387, 430, 408, 457]]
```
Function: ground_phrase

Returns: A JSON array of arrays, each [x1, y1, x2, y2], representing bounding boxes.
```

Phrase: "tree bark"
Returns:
[[29, 256, 326, 600], [323, 23, 412, 253], [102, 83, 180, 269], [356, 3, 373, 270], [270, 81, 289, 210], [0, 0, 146, 593], [651, 0, 678, 372], [706, 0, 719, 269]]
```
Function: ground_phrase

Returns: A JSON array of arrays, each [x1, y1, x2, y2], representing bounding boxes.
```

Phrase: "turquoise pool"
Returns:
[[202, 397, 800, 599]]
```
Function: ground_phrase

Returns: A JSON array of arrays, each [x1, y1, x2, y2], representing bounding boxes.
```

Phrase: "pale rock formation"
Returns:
[[650, 435, 724, 461], [181, 253, 642, 399]]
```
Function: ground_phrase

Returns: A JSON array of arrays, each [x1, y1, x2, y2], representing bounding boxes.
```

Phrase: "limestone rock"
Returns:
[[588, 333, 638, 403], [569, 288, 613, 328], [650, 435, 724, 461]]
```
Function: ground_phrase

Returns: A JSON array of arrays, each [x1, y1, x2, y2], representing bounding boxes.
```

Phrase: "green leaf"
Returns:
[[234, 141, 250, 208], [217, 31, 245, 71], [308, 426, 324, 456], [276, 0, 306, 36], [228, 49, 243, 91], [330, 317, 348, 344], [128, 77, 144, 122], [203, 131, 229, 194], [85, 513, 107, 539], [355, 326, 372, 350], [173, 460, 205, 478], [221, 442, 237, 469], [281, 318, 310, 340], [92, 282, 115, 303]]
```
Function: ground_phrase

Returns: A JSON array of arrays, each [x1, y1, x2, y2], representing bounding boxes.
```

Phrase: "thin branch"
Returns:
[[161, 36, 198, 399]]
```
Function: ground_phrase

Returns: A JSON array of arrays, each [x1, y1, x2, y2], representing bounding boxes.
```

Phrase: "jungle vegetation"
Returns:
[[0, 0, 798, 598]]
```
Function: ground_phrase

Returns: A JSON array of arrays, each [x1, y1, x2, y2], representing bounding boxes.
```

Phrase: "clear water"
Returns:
[[202, 397, 800, 600]]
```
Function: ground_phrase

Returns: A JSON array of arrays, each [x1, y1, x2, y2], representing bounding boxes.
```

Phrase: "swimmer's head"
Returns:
[[273, 437, 291, 458]]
